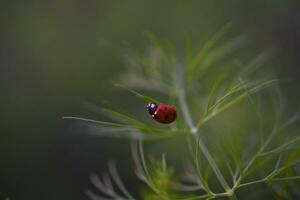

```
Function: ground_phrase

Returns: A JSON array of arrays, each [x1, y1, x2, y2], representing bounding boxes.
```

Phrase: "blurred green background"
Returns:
[[1, 0, 300, 199]]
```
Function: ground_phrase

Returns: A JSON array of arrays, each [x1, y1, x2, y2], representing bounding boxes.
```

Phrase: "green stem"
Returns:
[[192, 134, 230, 191], [242, 128, 277, 176], [177, 88, 196, 132], [237, 176, 300, 190], [237, 179, 265, 188], [176, 82, 231, 192]]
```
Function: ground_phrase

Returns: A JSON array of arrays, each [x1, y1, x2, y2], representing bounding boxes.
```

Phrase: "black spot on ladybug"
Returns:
[[163, 106, 168, 112]]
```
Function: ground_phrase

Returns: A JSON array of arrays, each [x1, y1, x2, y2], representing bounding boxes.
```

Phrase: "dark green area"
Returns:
[[1, 0, 300, 199]]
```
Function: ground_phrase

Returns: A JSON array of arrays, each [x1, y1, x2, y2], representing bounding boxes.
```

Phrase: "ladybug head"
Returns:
[[147, 103, 157, 115]]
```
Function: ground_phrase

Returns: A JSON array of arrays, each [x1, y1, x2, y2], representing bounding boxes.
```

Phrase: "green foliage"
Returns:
[[140, 154, 179, 200], [64, 25, 300, 199]]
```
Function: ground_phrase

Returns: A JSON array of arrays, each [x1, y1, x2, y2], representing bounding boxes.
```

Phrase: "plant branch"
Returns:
[[177, 87, 196, 132], [175, 75, 231, 193]]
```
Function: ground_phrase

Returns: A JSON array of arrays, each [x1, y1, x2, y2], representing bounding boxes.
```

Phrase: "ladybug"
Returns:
[[147, 102, 177, 124]]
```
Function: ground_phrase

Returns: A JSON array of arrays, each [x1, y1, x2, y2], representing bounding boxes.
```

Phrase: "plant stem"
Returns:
[[193, 134, 230, 191], [177, 88, 196, 132], [237, 176, 300, 190], [237, 179, 265, 188], [176, 83, 231, 192], [242, 128, 277, 175]]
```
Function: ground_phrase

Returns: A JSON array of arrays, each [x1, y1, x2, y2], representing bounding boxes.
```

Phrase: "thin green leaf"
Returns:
[[188, 22, 232, 72], [115, 84, 161, 104], [283, 148, 300, 167], [63, 115, 186, 137], [204, 76, 224, 116], [203, 165, 212, 191], [197, 79, 279, 128], [219, 79, 278, 112], [260, 135, 300, 156], [244, 154, 276, 177], [144, 31, 164, 52], [240, 48, 277, 77], [197, 35, 248, 74], [138, 140, 160, 194], [162, 153, 167, 172], [220, 133, 242, 180], [272, 176, 300, 181], [142, 130, 187, 141], [219, 144, 235, 180], [62, 116, 136, 129], [101, 108, 151, 130], [207, 80, 251, 113]]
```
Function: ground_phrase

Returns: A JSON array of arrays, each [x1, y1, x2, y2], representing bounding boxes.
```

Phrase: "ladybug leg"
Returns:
[[152, 114, 159, 119]]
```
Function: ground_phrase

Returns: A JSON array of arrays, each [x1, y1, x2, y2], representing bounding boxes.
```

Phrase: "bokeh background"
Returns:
[[1, 0, 300, 199]]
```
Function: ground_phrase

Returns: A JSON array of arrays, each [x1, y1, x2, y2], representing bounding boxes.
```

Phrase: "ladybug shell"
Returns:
[[152, 104, 177, 124]]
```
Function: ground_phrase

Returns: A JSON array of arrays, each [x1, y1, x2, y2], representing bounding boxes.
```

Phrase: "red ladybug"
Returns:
[[147, 102, 177, 124]]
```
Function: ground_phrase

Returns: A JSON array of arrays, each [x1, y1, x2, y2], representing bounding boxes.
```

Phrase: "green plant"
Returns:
[[64, 25, 300, 199]]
